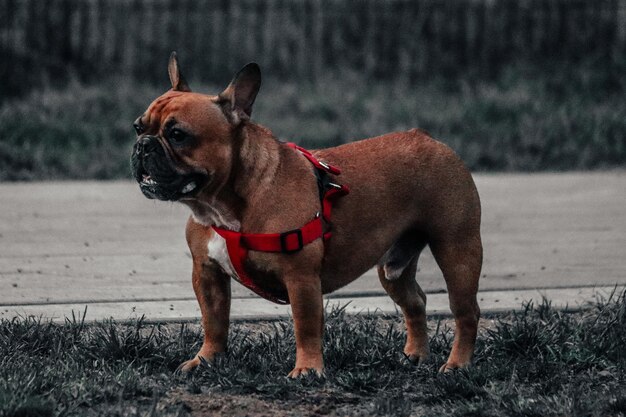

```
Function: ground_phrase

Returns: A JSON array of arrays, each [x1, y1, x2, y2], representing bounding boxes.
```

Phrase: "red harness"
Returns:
[[212, 143, 349, 304]]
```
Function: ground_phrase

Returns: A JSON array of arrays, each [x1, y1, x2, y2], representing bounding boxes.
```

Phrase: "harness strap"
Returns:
[[286, 143, 342, 175], [211, 143, 349, 305], [288, 142, 350, 238], [213, 226, 291, 304], [241, 213, 323, 254], [320, 184, 349, 240]]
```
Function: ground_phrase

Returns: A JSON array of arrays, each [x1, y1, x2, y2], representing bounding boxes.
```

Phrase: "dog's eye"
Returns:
[[133, 123, 144, 135], [168, 128, 188, 144]]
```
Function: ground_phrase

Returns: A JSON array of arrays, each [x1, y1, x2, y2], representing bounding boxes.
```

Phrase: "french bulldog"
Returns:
[[131, 53, 482, 377]]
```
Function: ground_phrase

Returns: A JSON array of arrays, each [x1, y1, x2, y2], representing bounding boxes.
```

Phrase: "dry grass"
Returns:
[[1, 290, 625, 417]]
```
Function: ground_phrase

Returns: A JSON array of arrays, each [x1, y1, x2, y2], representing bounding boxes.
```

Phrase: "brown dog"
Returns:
[[131, 53, 482, 377]]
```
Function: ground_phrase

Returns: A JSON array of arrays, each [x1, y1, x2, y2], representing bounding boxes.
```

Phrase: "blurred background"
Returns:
[[1, 0, 625, 180]]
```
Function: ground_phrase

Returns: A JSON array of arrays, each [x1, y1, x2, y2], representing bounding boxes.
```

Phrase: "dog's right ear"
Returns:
[[218, 63, 261, 124], [168, 52, 191, 92]]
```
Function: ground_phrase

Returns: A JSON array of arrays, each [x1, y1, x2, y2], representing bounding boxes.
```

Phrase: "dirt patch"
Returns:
[[170, 388, 367, 417]]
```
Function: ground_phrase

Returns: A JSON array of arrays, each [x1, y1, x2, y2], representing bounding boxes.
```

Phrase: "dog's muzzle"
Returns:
[[130, 135, 207, 201]]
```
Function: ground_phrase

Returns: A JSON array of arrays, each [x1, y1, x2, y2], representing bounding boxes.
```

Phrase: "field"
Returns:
[[1, 62, 625, 181], [1, 290, 625, 417], [2, 0, 626, 178]]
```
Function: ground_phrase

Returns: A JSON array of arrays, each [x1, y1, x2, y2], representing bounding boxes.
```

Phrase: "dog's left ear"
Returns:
[[218, 63, 261, 123], [168, 52, 191, 92]]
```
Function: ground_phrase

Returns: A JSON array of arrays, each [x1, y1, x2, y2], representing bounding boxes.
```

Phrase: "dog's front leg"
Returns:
[[178, 219, 231, 373], [285, 277, 324, 378]]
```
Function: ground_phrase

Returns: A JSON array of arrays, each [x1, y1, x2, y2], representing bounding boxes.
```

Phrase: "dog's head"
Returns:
[[130, 52, 261, 201]]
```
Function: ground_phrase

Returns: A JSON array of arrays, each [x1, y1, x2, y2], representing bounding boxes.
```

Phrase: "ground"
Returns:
[[2, 291, 625, 417]]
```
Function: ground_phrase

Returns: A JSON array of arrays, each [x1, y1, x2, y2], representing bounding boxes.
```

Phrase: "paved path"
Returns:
[[0, 172, 625, 322]]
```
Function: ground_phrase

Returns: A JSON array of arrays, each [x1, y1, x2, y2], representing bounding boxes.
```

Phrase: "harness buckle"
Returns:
[[279, 229, 304, 254]]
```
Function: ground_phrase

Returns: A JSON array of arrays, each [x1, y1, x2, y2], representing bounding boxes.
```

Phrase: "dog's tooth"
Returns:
[[182, 182, 196, 193]]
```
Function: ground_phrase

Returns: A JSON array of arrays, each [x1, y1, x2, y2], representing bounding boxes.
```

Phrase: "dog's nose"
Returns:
[[136, 136, 157, 156]]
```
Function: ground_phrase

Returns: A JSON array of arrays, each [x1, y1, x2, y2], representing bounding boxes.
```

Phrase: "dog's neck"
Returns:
[[185, 197, 241, 230], [232, 122, 281, 201], [184, 122, 281, 230]]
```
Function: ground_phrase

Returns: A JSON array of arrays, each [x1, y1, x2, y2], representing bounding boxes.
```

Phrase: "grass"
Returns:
[[0, 63, 625, 180], [0, 289, 625, 417]]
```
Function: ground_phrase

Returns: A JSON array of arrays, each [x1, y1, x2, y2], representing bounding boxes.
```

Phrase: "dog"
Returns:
[[130, 52, 482, 377]]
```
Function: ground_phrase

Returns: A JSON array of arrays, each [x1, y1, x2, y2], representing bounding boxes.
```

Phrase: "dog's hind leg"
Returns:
[[429, 234, 482, 372], [377, 233, 430, 363]]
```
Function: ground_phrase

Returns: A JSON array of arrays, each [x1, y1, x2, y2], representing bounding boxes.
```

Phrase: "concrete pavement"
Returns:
[[0, 172, 625, 322]]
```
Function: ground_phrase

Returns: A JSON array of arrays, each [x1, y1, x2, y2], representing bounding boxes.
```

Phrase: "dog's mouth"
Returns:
[[132, 153, 208, 201], [137, 169, 208, 201], [140, 173, 157, 186], [131, 134, 210, 201]]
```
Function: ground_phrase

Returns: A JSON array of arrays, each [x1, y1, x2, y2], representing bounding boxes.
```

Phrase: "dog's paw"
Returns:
[[404, 346, 430, 365], [438, 361, 469, 373], [176, 356, 203, 374], [287, 366, 325, 379], [405, 352, 430, 365]]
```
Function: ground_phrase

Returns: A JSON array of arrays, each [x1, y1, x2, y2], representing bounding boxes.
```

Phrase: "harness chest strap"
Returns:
[[212, 143, 349, 304]]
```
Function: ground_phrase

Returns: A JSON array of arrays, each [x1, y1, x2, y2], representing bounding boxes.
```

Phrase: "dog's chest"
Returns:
[[207, 231, 239, 279], [207, 230, 284, 298]]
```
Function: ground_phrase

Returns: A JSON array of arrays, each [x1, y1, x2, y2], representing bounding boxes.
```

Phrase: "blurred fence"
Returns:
[[1, 0, 626, 96]]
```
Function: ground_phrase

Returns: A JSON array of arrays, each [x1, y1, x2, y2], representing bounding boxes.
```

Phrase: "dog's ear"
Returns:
[[218, 63, 261, 123], [168, 52, 191, 92]]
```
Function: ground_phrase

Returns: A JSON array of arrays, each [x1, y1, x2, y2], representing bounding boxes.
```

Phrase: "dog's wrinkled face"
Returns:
[[130, 91, 231, 201], [130, 53, 261, 202]]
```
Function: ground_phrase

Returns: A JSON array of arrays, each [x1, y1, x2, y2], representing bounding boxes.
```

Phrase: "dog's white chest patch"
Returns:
[[208, 231, 239, 279]]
